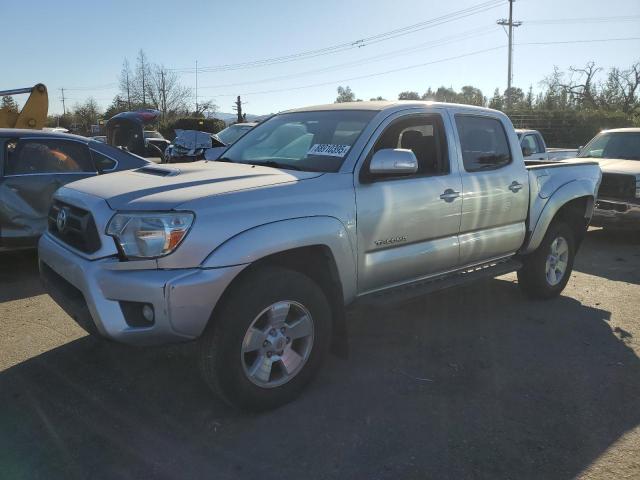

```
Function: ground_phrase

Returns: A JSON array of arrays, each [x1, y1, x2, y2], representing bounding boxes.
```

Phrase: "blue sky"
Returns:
[[4, 0, 639, 116]]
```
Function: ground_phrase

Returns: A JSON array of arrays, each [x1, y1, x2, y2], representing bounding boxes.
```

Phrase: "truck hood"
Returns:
[[65, 161, 323, 210], [581, 157, 640, 175]]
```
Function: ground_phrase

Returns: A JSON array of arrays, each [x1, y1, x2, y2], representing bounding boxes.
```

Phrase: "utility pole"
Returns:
[[60, 88, 67, 115], [234, 96, 243, 123], [160, 69, 167, 121], [195, 60, 199, 115], [497, 0, 521, 108]]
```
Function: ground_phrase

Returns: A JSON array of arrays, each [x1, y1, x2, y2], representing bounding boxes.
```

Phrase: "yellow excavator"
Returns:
[[0, 83, 48, 129]]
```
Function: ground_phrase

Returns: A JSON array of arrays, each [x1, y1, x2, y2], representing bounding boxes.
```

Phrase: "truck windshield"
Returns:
[[578, 132, 640, 160], [219, 110, 377, 172]]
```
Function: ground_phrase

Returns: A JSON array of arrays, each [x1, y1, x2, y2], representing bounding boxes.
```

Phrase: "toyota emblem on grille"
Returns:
[[56, 207, 68, 232]]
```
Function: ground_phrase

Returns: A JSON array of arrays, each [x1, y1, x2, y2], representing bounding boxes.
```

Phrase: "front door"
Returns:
[[355, 112, 462, 294], [0, 137, 96, 248]]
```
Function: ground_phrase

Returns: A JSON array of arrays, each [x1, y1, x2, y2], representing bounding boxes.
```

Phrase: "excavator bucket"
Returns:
[[0, 84, 48, 129]]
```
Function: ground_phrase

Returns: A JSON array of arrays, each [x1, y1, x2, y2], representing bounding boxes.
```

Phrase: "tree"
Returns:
[[119, 59, 134, 109], [335, 86, 356, 103], [600, 61, 640, 115], [133, 49, 152, 106], [193, 99, 218, 118], [434, 87, 459, 103], [488, 88, 503, 110], [524, 86, 534, 109], [398, 91, 420, 100], [503, 87, 525, 109], [539, 67, 570, 110], [421, 87, 436, 100], [370, 96, 386, 101], [1, 95, 19, 112], [560, 61, 601, 109], [104, 95, 129, 120], [72, 98, 101, 133], [150, 65, 192, 120], [459, 86, 485, 106]]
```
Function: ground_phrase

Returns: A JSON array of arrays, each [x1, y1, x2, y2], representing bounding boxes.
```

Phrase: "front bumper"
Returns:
[[39, 233, 246, 346], [591, 199, 640, 230]]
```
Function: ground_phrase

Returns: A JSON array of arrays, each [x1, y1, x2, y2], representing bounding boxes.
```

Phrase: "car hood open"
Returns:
[[65, 161, 323, 210]]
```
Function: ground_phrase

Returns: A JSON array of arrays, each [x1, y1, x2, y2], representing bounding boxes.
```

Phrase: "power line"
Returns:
[[170, 0, 504, 73], [525, 14, 640, 25], [517, 36, 640, 46], [206, 45, 507, 98], [198, 26, 499, 90], [63, 83, 117, 91], [202, 36, 640, 99]]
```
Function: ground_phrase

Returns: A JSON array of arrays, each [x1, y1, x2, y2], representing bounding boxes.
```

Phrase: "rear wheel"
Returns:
[[198, 266, 332, 411], [518, 221, 575, 299]]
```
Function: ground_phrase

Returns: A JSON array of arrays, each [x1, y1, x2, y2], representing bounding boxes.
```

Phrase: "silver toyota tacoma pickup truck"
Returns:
[[39, 101, 601, 410]]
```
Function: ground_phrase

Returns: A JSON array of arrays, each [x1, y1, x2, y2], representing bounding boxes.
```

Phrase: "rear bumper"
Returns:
[[38, 233, 246, 346], [591, 199, 640, 229]]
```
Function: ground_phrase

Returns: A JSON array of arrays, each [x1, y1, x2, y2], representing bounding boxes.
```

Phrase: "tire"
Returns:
[[518, 221, 575, 300], [198, 266, 332, 411]]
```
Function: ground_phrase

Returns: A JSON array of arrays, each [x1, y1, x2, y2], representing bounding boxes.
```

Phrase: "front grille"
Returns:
[[48, 201, 101, 253], [598, 173, 636, 200]]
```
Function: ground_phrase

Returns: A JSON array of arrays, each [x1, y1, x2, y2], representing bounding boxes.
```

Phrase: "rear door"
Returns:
[[453, 113, 529, 266], [0, 137, 96, 247]]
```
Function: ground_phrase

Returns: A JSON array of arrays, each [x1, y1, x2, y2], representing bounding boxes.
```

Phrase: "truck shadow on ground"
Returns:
[[573, 228, 640, 285], [1, 279, 638, 480], [0, 249, 43, 302]]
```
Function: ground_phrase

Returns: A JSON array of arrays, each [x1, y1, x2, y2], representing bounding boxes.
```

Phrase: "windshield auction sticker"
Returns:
[[307, 144, 351, 157]]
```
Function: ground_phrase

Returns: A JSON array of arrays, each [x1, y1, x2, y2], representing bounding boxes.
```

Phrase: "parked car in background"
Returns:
[[574, 128, 640, 229], [516, 129, 578, 161], [39, 101, 601, 411], [212, 122, 257, 146], [163, 130, 213, 163], [0, 129, 150, 251], [144, 130, 170, 154]]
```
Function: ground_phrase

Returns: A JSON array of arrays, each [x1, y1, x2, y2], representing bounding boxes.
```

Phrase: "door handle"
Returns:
[[509, 181, 523, 193], [439, 188, 460, 202]]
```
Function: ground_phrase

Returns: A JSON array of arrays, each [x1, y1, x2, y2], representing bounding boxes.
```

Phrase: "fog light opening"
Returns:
[[142, 304, 155, 322]]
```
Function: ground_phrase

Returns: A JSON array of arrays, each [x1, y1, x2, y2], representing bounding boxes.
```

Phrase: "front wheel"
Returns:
[[198, 266, 332, 411], [518, 221, 576, 299]]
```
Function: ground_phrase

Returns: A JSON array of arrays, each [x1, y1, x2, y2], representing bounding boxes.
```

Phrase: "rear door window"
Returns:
[[5, 139, 95, 175], [455, 115, 512, 172]]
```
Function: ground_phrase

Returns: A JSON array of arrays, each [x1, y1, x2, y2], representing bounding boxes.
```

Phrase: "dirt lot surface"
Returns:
[[1, 228, 639, 480]]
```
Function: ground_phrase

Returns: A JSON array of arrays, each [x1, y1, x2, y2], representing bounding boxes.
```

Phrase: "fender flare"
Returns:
[[521, 179, 595, 254], [202, 216, 357, 302]]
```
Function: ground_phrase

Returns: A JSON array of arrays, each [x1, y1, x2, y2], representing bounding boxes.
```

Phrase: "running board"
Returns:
[[355, 258, 523, 307]]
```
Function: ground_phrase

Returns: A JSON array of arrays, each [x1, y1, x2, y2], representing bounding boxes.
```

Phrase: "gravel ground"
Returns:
[[0, 228, 638, 480]]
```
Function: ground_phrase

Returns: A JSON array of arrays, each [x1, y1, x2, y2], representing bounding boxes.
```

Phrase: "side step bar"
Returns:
[[355, 258, 523, 307]]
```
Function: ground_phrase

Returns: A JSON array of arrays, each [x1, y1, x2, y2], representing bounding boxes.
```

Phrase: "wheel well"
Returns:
[[553, 196, 593, 248], [208, 246, 348, 356]]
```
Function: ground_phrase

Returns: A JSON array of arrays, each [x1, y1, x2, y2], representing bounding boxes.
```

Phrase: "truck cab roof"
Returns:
[[283, 100, 501, 115]]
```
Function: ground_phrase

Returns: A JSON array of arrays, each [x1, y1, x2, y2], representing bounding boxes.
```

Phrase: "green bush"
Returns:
[[159, 117, 226, 141], [505, 110, 634, 147]]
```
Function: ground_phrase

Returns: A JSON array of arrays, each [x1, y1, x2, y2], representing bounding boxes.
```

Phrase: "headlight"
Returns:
[[106, 212, 194, 259]]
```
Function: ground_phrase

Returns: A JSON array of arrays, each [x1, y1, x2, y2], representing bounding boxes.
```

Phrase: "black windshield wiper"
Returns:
[[216, 156, 234, 163], [249, 160, 302, 171]]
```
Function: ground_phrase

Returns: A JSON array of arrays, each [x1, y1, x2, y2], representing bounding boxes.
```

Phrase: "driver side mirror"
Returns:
[[369, 148, 418, 176]]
